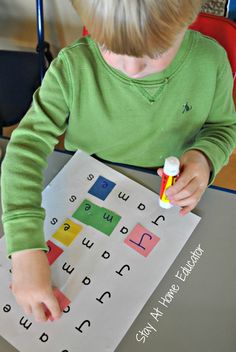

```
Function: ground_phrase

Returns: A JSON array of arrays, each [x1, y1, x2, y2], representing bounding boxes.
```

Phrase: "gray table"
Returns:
[[1, 138, 236, 352]]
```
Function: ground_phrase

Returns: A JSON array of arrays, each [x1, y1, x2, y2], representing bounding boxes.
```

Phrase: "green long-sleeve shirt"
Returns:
[[1, 30, 236, 256]]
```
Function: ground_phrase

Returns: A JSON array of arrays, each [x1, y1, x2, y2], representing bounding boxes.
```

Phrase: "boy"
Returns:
[[1, 0, 236, 323]]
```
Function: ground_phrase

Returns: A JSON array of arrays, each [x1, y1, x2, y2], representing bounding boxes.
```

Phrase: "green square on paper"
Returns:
[[72, 199, 121, 236]]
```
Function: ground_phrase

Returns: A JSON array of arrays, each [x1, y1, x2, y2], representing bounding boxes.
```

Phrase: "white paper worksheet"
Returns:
[[0, 151, 200, 352]]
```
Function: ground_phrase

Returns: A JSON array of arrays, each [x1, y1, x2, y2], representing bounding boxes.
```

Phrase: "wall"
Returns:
[[0, 0, 82, 56]]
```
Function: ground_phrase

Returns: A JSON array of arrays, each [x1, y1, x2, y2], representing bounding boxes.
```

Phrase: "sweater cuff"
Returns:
[[3, 217, 48, 258]]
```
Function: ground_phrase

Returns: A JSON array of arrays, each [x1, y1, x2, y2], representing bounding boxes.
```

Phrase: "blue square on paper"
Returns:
[[88, 176, 116, 200]]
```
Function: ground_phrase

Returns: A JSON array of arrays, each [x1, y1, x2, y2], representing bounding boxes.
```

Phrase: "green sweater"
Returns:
[[1, 30, 236, 256]]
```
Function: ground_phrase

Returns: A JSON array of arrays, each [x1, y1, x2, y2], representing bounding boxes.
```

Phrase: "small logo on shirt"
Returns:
[[182, 102, 192, 113]]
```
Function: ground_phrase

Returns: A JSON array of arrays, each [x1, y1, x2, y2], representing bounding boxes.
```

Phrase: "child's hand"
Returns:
[[11, 249, 62, 322], [157, 150, 211, 215]]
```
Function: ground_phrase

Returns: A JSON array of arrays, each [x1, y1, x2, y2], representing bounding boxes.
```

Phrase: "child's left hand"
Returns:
[[157, 150, 211, 215]]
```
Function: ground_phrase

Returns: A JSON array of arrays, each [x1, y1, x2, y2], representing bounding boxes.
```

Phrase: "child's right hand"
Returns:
[[11, 249, 62, 322]]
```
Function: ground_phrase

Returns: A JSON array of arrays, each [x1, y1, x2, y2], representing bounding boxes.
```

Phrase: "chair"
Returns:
[[0, 0, 53, 135], [82, 27, 89, 36], [190, 12, 236, 98]]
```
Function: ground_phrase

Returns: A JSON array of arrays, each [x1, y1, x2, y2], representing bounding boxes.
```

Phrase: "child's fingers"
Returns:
[[171, 189, 200, 207], [168, 177, 199, 202], [32, 303, 48, 322], [166, 171, 192, 197], [44, 295, 62, 320], [23, 304, 32, 315], [157, 168, 163, 177], [179, 205, 194, 216]]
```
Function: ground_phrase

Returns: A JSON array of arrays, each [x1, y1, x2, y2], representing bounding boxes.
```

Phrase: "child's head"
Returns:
[[71, 0, 203, 58]]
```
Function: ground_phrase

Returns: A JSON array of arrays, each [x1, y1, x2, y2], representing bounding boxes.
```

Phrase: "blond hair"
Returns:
[[71, 0, 203, 57]]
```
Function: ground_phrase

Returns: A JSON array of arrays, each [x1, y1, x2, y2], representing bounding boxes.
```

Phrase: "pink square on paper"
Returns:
[[46, 240, 64, 265], [124, 224, 160, 257]]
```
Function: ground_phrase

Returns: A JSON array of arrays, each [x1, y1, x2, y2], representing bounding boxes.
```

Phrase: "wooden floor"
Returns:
[[213, 151, 236, 190], [3, 125, 236, 191]]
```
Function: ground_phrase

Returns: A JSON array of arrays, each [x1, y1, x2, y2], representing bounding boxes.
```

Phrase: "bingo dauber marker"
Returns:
[[159, 156, 180, 209]]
